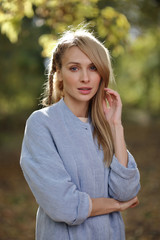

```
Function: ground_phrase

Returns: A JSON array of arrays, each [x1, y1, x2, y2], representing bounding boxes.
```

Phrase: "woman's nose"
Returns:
[[80, 69, 90, 82]]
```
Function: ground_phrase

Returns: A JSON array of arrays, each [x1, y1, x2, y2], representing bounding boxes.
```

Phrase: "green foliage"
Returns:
[[97, 6, 130, 57], [0, 0, 130, 57], [0, 17, 44, 121], [115, 29, 160, 117], [0, 0, 34, 42]]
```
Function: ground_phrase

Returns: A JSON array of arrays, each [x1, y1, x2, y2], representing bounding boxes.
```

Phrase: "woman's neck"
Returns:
[[64, 97, 89, 118]]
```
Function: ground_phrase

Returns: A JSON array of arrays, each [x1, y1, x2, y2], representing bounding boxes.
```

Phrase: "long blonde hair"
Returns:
[[42, 27, 115, 166]]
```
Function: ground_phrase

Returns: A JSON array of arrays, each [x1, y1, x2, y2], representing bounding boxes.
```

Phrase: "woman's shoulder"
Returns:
[[26, 100, 62, 127]]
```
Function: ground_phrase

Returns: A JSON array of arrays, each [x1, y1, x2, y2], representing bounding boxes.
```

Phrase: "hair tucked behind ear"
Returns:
[[41, 27, 115, 166]]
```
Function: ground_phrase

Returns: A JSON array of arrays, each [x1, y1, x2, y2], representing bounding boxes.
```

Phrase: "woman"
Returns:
[[20, 27, 140, 240]]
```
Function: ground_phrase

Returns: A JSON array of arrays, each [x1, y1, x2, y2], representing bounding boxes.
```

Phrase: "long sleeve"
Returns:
[[20, 111, 90, 226], [20, 100, 138, 240], [108, 151, 140, 201]]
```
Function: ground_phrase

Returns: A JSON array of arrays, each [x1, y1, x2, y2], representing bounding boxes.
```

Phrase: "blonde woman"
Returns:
[[20, 27, 140, 240]]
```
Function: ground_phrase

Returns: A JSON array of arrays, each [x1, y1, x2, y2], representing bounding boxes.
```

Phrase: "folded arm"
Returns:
[[89, 196, 139, 217]]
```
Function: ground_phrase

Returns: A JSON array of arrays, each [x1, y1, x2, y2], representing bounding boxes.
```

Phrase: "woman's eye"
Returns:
[[90, 65, 97, 71], [70, 66, 78, 71]]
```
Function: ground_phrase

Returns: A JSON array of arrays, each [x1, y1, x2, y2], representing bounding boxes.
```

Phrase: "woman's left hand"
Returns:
[[103, 88, 122, 126]]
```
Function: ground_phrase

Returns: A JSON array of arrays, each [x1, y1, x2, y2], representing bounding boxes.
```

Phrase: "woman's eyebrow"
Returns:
[[67, 61, 94, 65], [67, 62, 80, 65]]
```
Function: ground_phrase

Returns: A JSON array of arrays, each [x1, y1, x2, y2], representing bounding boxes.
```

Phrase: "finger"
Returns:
[[104, 88, 121, 102], [130, 201, 139, 208], [104, 88, 121, 103], [129, 197, 139, 208], [104, 88, 118, 95], [105, 92, 113, 107], [103, 100, 109, 114]]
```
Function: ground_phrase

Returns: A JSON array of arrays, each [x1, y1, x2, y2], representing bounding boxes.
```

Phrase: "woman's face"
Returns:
[[57, 46, 101, 110]]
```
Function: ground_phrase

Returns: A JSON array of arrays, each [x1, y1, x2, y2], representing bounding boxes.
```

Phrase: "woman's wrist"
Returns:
[[109, 121, 123, 134], [109, 122, 124, 146], [103, 198, 120, 213], [89, 198, 120, 217]]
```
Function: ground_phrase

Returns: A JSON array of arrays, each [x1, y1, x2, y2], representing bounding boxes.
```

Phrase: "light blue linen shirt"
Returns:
[[20, 98, 140, 240]]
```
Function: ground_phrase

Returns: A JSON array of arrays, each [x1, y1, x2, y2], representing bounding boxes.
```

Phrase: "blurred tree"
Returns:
[[112, 0, 160, 120], [114, 0, 160, 30], [0, 17, 45, 127], [115, 29, 160, 119], [0, 0, 130, 57]]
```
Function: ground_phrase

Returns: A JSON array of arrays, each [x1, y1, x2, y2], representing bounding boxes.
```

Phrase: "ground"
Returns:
[[0, 123, 160, 239]]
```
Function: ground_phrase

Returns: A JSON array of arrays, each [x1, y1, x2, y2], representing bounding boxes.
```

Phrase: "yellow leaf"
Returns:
[[116, 14, 130, 30], [24, 0, 34, 18], [32, 0, 47, 5], [39, 34, 57, 57], [1, 21, 18, 42], [101, 7, 117, 20]]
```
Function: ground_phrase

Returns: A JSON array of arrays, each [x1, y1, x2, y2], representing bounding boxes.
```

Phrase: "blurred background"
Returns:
[[0, 0, 160, 239]]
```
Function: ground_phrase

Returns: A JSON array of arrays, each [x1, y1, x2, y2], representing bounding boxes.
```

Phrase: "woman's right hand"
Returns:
[[119, 196, 139, 212], [90, 196, 139, 217]]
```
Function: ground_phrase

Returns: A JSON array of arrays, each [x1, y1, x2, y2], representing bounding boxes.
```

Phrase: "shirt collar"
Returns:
[[58, 98, 92, 129]]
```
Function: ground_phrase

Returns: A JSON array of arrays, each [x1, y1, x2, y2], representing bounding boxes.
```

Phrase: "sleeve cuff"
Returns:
[[87, 196, 92, 217], [110, 151, 138, 179]]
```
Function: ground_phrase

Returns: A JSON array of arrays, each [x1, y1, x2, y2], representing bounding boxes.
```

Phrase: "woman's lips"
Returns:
[[77, 87, 92, 94]]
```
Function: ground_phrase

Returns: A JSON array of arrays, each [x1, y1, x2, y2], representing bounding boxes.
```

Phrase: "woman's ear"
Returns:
[[56, 68, 63, 82]]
